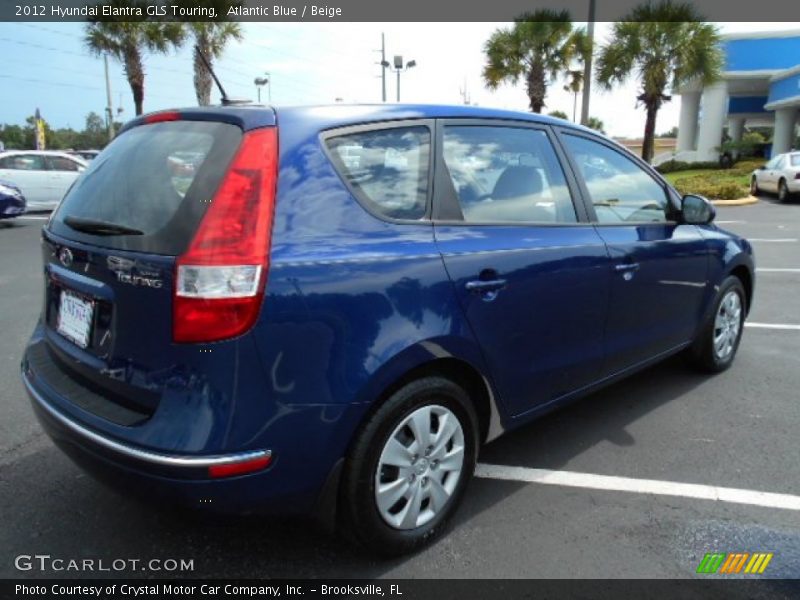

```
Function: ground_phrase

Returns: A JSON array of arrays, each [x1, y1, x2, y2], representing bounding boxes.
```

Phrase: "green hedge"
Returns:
[[656, 160, 720, 174], [672, 178, 747, 200]]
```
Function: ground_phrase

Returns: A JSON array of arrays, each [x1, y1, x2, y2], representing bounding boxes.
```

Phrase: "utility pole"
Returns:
[[104, 54, 114, 142], [580, 0, 595, 126], [378, 33, 387, 102]]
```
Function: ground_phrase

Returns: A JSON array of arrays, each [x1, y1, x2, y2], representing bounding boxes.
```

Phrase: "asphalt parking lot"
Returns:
[[1, 197, 799, 580]]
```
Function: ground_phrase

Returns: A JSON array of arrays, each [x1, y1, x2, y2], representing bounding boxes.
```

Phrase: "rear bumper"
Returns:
[[22, 367, 325, 516]]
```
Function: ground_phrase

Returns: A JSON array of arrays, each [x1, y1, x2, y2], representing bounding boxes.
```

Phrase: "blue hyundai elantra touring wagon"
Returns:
[[22, 104, 754, 555]]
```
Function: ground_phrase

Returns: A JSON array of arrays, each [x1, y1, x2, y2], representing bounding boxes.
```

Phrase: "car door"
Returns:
[[433, 121, 611, 417], [557, 130, 709, 377], [44, 155, 84, 209], [762, 155, 781, 191], [0, 154, 47, 208]]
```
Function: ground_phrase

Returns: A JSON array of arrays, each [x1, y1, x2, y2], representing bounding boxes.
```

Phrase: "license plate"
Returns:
[[57, 290, 94, 349]]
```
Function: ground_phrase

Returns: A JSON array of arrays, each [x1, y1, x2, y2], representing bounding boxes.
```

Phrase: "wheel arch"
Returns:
[[729, 264, 754, 315], [352, 342, 505, 448]]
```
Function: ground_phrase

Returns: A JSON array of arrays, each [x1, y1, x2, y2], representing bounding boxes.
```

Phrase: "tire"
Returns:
[[339, 376, 479, 556], [778, 179, 790, 203], [686, 276, 746, 373], [750, 175, 759, 196]]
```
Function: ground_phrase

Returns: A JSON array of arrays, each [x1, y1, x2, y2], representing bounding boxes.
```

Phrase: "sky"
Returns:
[[0, 21, 796, 138]]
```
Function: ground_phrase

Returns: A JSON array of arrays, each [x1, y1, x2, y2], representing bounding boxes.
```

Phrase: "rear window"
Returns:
[[325, 126, 431, 220], [49, 120, 242, 255]]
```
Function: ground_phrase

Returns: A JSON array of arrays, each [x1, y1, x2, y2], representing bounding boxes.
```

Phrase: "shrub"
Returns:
[[673, 178, 747, 200], [656, 160, 719, 174]]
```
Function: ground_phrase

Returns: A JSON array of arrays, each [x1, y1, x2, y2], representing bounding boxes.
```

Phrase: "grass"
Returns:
[[662, 158, 764, 200]]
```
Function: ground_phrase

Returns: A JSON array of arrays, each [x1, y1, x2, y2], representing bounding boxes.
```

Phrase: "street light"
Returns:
[[381, 55, 416, 103], [254, 73, 271, 104]]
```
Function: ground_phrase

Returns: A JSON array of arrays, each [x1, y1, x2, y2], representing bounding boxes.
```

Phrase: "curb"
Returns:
[[711, 196, 759, 207]]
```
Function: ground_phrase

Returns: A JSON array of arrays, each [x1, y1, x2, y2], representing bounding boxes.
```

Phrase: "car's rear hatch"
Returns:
[[30, 112, 278, 439]]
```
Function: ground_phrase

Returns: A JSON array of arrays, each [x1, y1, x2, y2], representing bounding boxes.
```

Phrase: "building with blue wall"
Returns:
[[670, 30, 800, 164]]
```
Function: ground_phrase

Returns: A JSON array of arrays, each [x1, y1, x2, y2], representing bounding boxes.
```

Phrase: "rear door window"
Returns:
[[442, 125, 577, 223], [325, 126, 431, 220], [0, 154, 46, 171], [49, 120, 242, 255]]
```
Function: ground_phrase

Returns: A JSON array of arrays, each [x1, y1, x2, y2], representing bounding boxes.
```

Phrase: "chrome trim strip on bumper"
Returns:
[[22, 371, 271, 469]]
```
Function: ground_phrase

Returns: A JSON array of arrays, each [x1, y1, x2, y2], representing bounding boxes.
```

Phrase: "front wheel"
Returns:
[[339, 376, 478, 556], [750, 175, 759, 196], [686, 276, 746, 372], [778, 179, 790, 202]]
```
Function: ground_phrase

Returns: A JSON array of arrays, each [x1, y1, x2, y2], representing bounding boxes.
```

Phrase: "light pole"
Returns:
[[381, 55, 416, 103], [580, 0, 596, 126], [254, 73, 271, 104]]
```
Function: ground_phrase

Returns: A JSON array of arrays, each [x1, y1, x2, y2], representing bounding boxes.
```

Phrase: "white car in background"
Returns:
[[750, 151, 800, 202], [0, 151, 87, 211]]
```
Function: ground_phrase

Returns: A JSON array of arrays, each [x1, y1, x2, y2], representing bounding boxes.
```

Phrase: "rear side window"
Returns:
[[49, 120, 242, 255], [791, 154, 800, 167], [325, 126, 430, 220]]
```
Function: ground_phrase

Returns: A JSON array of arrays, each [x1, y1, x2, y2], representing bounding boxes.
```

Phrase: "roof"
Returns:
[[126, 103, 594, 136], [274, 103, 592, 133]]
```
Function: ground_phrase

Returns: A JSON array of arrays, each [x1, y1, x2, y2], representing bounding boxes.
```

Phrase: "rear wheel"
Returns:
[[778, 178, 790, 202], [339, 376, 478, 556], [686, 276, 746, 373]]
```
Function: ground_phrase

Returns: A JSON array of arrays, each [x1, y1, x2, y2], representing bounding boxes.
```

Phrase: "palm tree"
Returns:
[[596, 0, 722, 162], [85, 1, 185, 116], [586, 116, 606, 134], [173, 0, 244, 106], [563, 69, 583, 121], [483, 10, 588, 113]]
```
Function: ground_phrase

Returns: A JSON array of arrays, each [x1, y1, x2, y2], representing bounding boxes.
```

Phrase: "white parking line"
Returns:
[[757, 268, 800, 273], [475, 464, 800, 511], [745, 322, 800, 330], [716, 220, 746, 224], [747, 238, 798, 243], [15, 216, 49, 221]]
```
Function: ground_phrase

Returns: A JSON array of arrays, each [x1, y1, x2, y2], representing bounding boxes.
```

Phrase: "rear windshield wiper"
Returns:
[[63, 216, 144, 236]]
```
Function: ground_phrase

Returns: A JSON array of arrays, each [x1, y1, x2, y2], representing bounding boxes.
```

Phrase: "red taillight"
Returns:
[[144, 111, 181, 124], [173, 127, 278, 343], [208, 453, 272, 478]]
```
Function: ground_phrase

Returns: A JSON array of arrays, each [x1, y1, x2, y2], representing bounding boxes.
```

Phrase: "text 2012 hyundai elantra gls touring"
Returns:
[[22, 104, 754, 555]]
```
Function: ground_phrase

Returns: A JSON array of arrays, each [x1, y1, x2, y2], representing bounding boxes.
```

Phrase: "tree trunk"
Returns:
[[123, 47, 145, 116], [642, 102, 659, 163], [526, 62, 547, 113], [194, 41, 212, 106]]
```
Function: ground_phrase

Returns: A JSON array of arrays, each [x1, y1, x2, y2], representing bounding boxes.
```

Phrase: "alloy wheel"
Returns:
[[713, 290, 742, 361]]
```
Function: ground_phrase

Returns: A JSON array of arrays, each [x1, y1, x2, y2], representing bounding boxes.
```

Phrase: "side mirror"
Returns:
[[758, 165, 766, 170], [681, 194, 716, 225]]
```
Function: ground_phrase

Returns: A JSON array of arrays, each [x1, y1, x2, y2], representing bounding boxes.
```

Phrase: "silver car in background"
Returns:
[[751, 151, 800, 202], [0, 151, 87, 211]]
